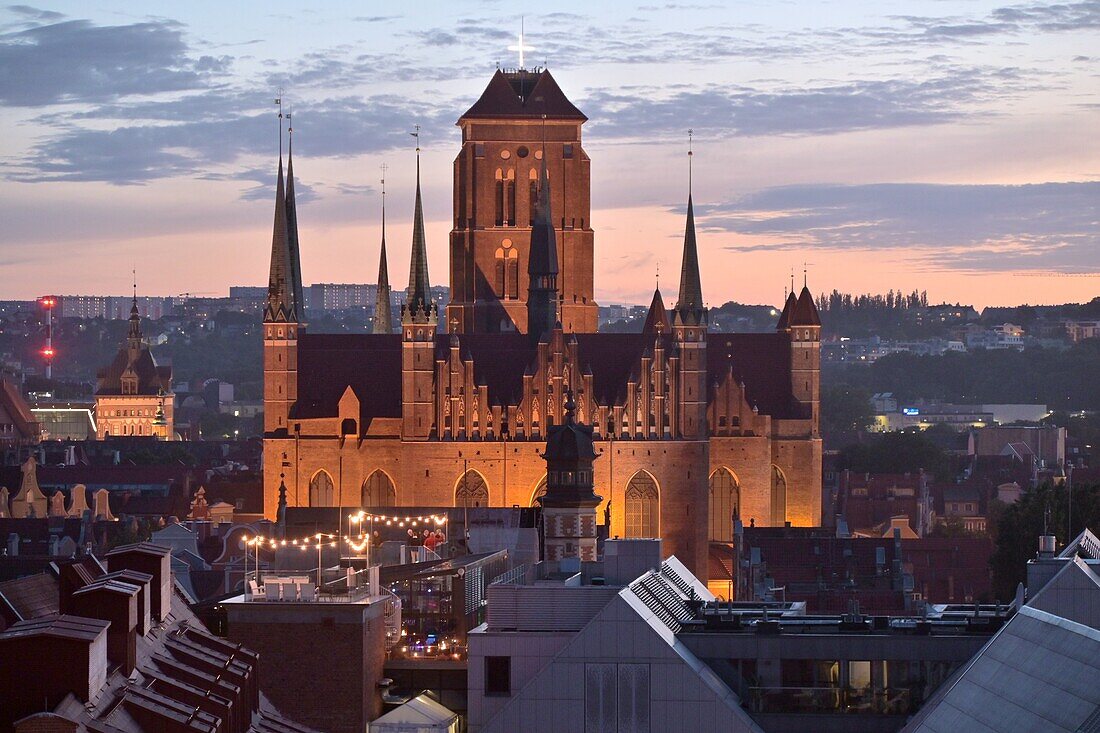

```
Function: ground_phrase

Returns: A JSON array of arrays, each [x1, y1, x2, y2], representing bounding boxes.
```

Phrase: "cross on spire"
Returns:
[[508, 16, 535, 68], [380, 162, 388, 221], [687, 128, 694, 194], [274, 88, 284, 159]]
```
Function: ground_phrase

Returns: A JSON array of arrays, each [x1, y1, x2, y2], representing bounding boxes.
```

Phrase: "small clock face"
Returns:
[[517, 146, 530, 158], [500, 150, 511, 160]]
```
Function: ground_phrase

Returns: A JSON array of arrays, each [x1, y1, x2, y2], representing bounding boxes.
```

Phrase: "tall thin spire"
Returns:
[[674, 129, 706, 328], [264, 144, 296, 323], [404, 126, 433, 323], [128, 269, 142, 346], [285, 112, 305, 323], [374, 163, 393, 334]]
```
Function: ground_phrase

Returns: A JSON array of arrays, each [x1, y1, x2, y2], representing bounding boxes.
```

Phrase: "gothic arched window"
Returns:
[[771, 465, 788, 526], [361, 470, 396, 507], [625, 471, 659, 538], [709, 468, 740, 541], [309, 470, 335, 507], [455, 470, 489, 508]]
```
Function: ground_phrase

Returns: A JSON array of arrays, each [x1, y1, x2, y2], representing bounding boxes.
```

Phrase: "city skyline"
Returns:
[[1, 1, 1098, 307]]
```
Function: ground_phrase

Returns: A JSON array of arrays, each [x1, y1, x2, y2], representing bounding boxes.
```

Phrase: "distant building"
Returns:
[[873, 403, 1048, 433], [94, 295, 174, 440], [974, 425, 1065, 468], [1064, 319, 1100, 342], [941, 486, 986, 533], [0, 376, 40, 447], [306, 282, 376, 311], [838, 470, 933, 538], [31, 400, 96, 441], [711, 527, 996, 612]]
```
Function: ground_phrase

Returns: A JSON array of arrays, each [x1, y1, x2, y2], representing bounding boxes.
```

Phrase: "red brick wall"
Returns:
[[227, 604, 386, 733]]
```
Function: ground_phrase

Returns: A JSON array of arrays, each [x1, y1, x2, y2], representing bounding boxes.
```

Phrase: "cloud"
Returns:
[[5, 5, 64, 22], [991, 0, 1100, 32], [9, 92, 458, 185], [0, 16, 227, 106], [582, 67, 1027, 140], [699, 182, 1100, 273]]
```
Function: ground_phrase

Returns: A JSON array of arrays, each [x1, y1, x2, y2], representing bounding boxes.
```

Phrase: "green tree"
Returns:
[[990, 482, 1100, 600], [821, 384, 874, 438], [837, 430, 952, 481]]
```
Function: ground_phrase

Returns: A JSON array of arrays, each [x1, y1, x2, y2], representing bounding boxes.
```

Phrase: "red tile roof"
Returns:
[[460, 69, 586, 121], [95, 346, 171, 396]]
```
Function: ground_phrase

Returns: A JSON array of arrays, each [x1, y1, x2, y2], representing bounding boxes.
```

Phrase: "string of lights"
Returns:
[[243, 532, 447, 552], [243, 533, 338, 549], [348, 511, 449, 526]]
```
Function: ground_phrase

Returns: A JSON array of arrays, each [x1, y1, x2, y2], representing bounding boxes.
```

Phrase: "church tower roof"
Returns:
[[776, 290, 797, 331], [406, 142, 433, 319], [789, 285, 822, 327], [673, 195, 707, 328], [285, 133, 305, 323], [263, 154, 300, 324], [460, 68, 586, 121], [373, 171, 393, 334], [642, 287, 670, 335], [127, 282, 142, 346]]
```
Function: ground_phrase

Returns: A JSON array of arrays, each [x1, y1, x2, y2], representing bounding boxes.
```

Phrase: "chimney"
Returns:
[[100, 569, 154, 635], [105, 543, 172, 623], [1038, 534, 1056, 559], [70, 580, 140, 674], [0, 615, 110, 730]]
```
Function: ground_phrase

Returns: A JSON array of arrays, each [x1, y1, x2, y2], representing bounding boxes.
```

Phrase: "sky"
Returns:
[[0, 1, 1098, 308]]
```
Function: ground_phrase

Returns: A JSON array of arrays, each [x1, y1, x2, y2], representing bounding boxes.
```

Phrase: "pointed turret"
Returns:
[[776, 290, 797, 331], [790, 286, 821, 327], [642, 287, 670, 336], [373, 177, 393, 334], [263, 157, 298, 323], [403, 146, 435, 325], [126, 287, 142, 352], [285, 135, 305, 323], [527, 151, 559, 342], [673, 194, 707, 328]]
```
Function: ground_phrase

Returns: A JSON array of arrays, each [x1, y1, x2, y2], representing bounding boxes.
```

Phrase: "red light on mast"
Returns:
[[40, 297, 56, 308], [42, 347, 55, 358]]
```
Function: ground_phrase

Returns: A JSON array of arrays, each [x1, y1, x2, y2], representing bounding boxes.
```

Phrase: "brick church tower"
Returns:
[[401, 144, 438, 441], [446, 68, 598, 335], [262, 136, 304, 436]]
